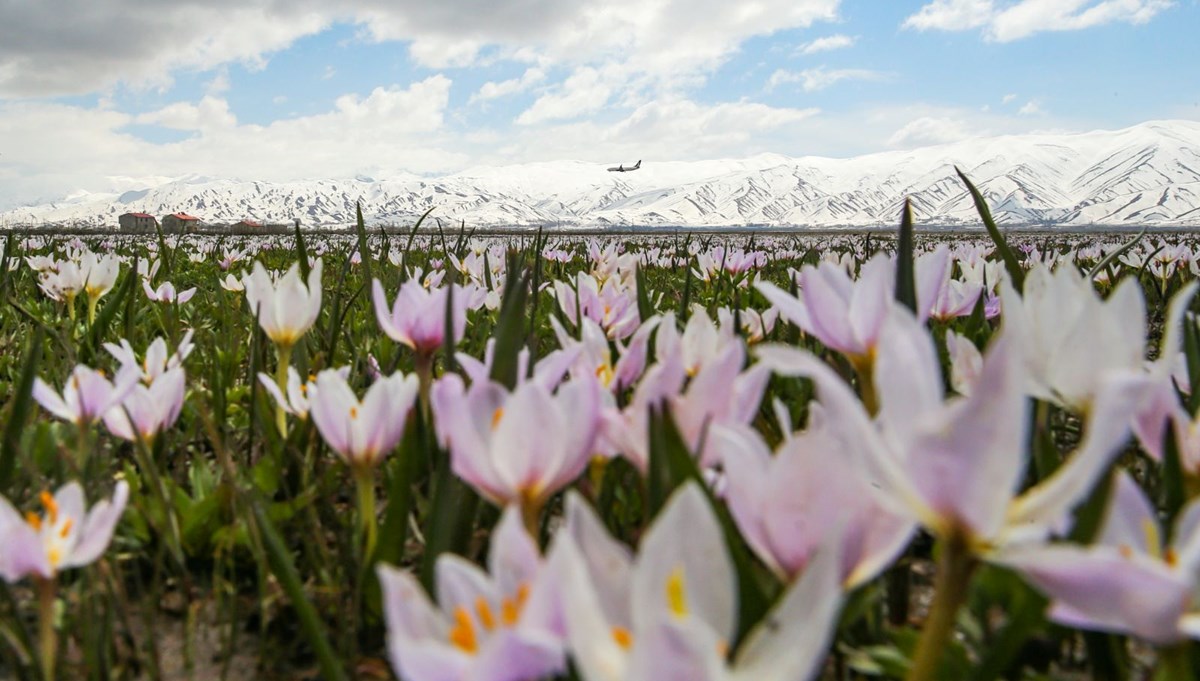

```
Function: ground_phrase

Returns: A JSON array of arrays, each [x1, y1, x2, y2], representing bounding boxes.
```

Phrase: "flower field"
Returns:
[[2, 189, 1200, 680]]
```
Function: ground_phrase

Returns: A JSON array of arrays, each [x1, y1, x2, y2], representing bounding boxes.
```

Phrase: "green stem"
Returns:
[[353, 466, 378, 562], [274, 342, 293, 437], [86, 294, 99, 327], [66, 292, 77, 324], [36, 577, 57, 681], [1155, 644, 1197, 681], [415, 351, 434, 424], [906, 530, 976, 681], [520, 497, 544, 540]]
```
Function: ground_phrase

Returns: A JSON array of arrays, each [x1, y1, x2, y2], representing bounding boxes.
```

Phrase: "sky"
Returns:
[[1, 0, 1198, 209]]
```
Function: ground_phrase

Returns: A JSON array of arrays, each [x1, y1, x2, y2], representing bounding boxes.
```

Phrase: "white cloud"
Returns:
[[1018, 100, 1043, 115], [902, 0, 994, 31], [206, 70, 231, 95], [321, 65, 337, 80], [887, 116, 977, 147], [767, 66, 882, 92], [0, 77, 461, 206], [989, 0, 1172, 41], [1002, 93, 1018, 104], [516, 67, 616, 125], [470, 67, 546, 104], [0, 0, 842, 98], [798, 34, 857, 54], [136, 97, 238, 131], [902, 0, 1173, 41]]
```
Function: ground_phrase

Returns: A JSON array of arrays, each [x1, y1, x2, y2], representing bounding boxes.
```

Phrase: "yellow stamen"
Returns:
[[1165, 547, 1179, 567], [501, 584, 530, 626], [1142, 518, 1163, 560], [48, 548, 62, 568], [39, 491, 58, 524], [349, 406, 358, 420], [448, 606, 478, 654], [491, 408, 504, 430], [595, 363, 614, 386], [665, 567, 688, 618], [611, 626, 633, 650], [59, 518, 73, 538], [25, 512, 42, 530], [476, 597, 496, 631], [1118, 544, 1134, 559]]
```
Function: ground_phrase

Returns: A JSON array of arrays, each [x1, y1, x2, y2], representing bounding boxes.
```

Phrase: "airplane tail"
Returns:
[[633, 160, 641, 169]]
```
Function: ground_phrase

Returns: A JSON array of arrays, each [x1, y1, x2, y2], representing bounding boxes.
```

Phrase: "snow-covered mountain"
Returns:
[[5, 120, 1200, 229]]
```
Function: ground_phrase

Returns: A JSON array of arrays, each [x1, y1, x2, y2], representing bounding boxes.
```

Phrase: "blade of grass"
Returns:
[[0, 327, 44, 491], [955, 167, 1025, 293], [895, 198, 917, 314]]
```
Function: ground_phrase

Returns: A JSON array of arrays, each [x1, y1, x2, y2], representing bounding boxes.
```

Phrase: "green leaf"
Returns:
[[955, 168, 1025, 294], [635, 265, 654, 322], [293, 219, 311, 281], [1087, 228, 1146, 282], [489, 252, 530, 390], [1068, 467, 1116, 544], [895, 198, 917, 314], [0, 327, 44, 492], [1161, 424, 1187, 535], [354, 201, 374, 282]]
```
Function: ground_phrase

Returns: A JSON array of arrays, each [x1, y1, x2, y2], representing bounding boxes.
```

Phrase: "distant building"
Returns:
[[118, 212, 157, 232], [161, 212, 201, 233], [232, 219, 262, 230]]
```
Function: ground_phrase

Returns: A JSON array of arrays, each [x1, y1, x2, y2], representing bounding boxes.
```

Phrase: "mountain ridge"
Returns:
[[4, 119, 1200, 229]]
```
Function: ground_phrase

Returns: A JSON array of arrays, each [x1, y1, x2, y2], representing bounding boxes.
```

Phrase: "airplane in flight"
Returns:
[[607, 160, 642, 172]]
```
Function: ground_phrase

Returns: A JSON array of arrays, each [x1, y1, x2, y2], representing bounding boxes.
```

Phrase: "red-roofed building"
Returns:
[[233, 219, 262, 230], [162, 212, 202, 233], [118, 212, 158, 232]]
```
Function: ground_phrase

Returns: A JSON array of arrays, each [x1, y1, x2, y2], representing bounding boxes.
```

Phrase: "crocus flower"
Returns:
[[242, 259, 323, 349], [376, 506, 564, 681], [143, 279, 196, 304], [999, 471, 1200, 645], [944, 330, 983, 396], [714, 418, 914, 587], [1000, 262, 1148, 413], [0, 481, 129, 582], [431, 373, 602, 516], [559, 483, 845, 681], [258, 366, 350, 420], [105, 331, 194, 384], [655, 308, 737, 377], [307, 369, 419, 469], [670, 341, 770, 468], [757, 308, 1154, 553], [372, 278, 468, 355], [550, 315, 660, 392], [103, 368, 187, 444], [218, 273, 244, 292], [554, 272, 641, 341], [80, 251, 121, 314], [755, 248, 948, 366], [33, 365, 138, 426]]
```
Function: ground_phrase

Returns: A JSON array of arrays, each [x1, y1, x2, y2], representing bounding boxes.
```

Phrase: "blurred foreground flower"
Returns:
[[377, 506, 564, 681], [0, 481, 129, 582], [1000, 471, 1200, 646], [560, 483, 844, 681]]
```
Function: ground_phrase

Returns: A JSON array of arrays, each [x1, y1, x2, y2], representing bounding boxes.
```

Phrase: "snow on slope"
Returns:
[[4, 120, 1200, 229]]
